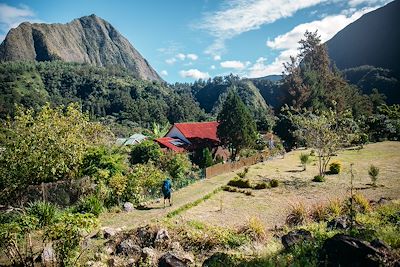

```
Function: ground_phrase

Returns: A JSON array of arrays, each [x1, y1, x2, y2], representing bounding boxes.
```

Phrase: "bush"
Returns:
[[227, 178, 252, 188], [310, 203, 329, 222], [269, 179, 279, 188], [310, 150, 315, 156], [240, 217, 267, 241], [299, 153, 311, 170], [73, 195, 104, 217], [312, 175, 325, 182], [237, 167, 249, 179], [328, 162, 341, 174], [351, 193, 371, 213], [125, 163, 166, 201], [253, 182, 268, 190], [26, 201, 59, 227], [159, 152, 195, 189], [286, 203, 307, 226], [368, 165, 380, 187], [129, 140, 162, 165], [201, 148, 214, 168], [327, 198, 343, 218]]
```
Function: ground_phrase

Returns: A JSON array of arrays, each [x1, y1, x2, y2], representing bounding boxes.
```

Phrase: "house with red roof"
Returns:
[[155, 121, 220, 153]]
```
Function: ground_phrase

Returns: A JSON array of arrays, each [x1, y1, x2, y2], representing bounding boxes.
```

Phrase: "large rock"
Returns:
[[281, 229, 313, 249], [0, 15, 163, 82], [41, 244, 56, 266], [327, 217, 348, 230], [123, 202, 134, 212], [136, 225, 157, 247], [102, 227, 122, 239], [115, 238, 141, 257], [141, 247, 157, 266], [158, 252, 194, 267], [155, 228, 171, 249], [322, 234, 384, 266]]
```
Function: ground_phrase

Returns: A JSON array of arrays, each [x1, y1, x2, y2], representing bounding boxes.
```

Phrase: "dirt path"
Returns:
[[100, 169, 235, 229], [101, 141, 400, 230]]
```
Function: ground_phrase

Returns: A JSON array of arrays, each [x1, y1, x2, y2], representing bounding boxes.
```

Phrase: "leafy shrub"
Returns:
[[81, 146, 127, 179], [310, 150, 315, 156], [44, 213, 98, 266], [73, 195, 104, 217], [125, 163, 166, 201], [253, 182, 268, 190], [158, 152, 196, 189], [228, 178, 252, 188], [269, 179, 279, 188], [328, 162, 341, 174], [129, 140, 162, 165], [299, 153, 311, 170], [108, 173, 128, 202], [286, 203, 307, 226], [26, 201, 59, 227], [368, 165, 380, 186], [312, 175, 325, 182]]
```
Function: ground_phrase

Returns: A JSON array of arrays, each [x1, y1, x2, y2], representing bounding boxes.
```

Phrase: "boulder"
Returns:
[[155, 228, 171, 248], [327, 217, 348, 230], [41, 244, 56, 266], [136, 225, 157, 247], [116, 238, 141, 257], [141, 247, 157, 266], [370, 239, 390, 250], [158, 252, 194, 267], [102, 227, 122, 239], [123, 202, 134, 212], [281, 229, 312, 249], [322, 234, 384, 267]]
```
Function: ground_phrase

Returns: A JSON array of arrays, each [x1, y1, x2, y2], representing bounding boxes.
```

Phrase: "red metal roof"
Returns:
[[174, 121, 219, 141], [155, 137, 186, 152]]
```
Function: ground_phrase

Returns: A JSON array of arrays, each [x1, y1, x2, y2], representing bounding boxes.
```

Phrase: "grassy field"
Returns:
[[175, 141, 400, 229], [100, 141, 400, 231]]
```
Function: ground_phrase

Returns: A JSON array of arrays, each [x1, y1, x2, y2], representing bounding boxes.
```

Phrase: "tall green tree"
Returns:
[[0, 103, 111, 200], [217, 92, 257, 160]]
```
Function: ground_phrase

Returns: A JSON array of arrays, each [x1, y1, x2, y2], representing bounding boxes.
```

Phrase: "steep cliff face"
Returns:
[[0, 14, 162, 82], [326, 0, 400, 77]]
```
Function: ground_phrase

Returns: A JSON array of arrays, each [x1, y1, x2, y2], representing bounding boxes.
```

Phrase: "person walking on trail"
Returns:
[[162, 178, 172, 207]]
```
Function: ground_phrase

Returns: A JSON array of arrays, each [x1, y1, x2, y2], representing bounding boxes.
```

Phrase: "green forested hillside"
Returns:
[[0, 61, 207, 135]]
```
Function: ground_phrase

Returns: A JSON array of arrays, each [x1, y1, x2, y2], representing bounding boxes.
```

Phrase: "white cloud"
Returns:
[[248, 6, 380, 77], [348, 0, 389, 7], [160, 70, 168, 76], [213, 55, 221, 61], [196, 0, 328, 55], [220, 60, 250, 69], [211, 65, 216, 70], [179, 69, 210, 80], [176, 53, 186, 60], [0, 3, 41, 41], [165, 58, 177, 65], [186, 53, 198, 60]]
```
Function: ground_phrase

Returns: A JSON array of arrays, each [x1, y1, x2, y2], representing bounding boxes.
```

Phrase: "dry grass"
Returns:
[[178, 142, 400, 228]]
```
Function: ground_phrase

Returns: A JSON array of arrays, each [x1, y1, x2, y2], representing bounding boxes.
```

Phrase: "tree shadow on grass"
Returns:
[[286, 169, 304, 173], [283, 178, 309, 189]]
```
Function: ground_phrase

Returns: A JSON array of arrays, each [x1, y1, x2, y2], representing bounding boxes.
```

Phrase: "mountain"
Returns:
[[0, 14, 162, 82], [326, 0, 400, 78]]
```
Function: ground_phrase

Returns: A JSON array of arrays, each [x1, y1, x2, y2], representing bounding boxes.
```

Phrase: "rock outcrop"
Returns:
[[0, 14, 162, 82]]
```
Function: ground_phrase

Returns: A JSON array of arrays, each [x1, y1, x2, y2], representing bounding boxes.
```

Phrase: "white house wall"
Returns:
[[166, 126, 191, 144]]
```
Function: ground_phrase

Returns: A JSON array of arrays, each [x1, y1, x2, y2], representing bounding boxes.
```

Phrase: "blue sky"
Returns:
[[0, 0, 392, 83]]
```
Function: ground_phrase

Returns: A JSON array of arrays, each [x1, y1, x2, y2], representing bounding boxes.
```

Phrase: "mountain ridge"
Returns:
[[0, 14, 162, 82]]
